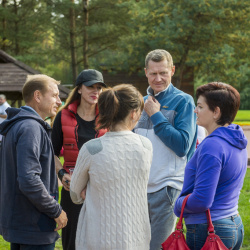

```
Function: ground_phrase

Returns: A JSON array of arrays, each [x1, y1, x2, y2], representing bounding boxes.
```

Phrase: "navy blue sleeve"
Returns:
[[16, 122, 61, 218]]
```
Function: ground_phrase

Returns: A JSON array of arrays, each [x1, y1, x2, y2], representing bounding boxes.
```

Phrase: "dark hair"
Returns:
[[97, 84, 144, 130], [196, 82, 240, 125]]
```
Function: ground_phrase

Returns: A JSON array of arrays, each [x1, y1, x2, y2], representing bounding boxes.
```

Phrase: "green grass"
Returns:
[[0, 237, 9, 249], [234, 110, 250, 122], [239, 168, 250, 249]]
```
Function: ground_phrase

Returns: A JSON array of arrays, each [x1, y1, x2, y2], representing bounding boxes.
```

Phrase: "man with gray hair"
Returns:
[[134, 49, 197, 249], [0, 94, 10, 143]]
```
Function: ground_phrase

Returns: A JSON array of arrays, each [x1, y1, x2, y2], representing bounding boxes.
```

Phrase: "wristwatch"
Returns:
[[58, 169, 68, 182]]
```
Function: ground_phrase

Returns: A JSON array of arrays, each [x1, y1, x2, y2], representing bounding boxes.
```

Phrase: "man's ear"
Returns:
[[34, 90, 42, 104], [171, 66, 175, 76], [144, 67, 148, 77]]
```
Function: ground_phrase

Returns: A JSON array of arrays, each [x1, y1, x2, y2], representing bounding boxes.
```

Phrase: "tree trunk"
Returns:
[[14, 0, 19, 55], [175, 48, 189, 89], [1, 0, 7, 50], [69, 0, 77, 83], [83, 0, 89, 69]]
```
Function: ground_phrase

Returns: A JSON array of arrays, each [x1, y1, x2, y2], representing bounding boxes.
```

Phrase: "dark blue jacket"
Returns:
[[0, 106, 62, 245]]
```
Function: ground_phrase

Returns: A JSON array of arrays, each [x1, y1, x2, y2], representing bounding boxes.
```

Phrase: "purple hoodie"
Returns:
[[174, 124, 248, 224]]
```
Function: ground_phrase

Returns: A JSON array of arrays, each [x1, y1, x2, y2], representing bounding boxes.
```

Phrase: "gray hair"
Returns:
[[145, 49, 173, 69], [0, 94, 6, 99]]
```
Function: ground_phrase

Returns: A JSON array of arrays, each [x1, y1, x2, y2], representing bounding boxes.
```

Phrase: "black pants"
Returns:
[[61, 187, 82, 250]]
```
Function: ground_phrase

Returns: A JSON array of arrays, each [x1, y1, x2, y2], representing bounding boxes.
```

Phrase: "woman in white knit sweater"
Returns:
[[70, 84, 153, 250]]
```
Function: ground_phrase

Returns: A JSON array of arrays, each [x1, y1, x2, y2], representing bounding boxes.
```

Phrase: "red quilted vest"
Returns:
[[61, 100, 106, 172]]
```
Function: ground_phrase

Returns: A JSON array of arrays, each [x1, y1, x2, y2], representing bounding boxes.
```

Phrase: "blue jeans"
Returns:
[[148, 186, 181, 250], [11, 243, 55, 250], [186, 214, 244, 250]]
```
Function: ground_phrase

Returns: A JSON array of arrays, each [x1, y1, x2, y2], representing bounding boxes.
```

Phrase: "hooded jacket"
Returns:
[[174, 124, 248, 224], [0, 106, 62, 245]]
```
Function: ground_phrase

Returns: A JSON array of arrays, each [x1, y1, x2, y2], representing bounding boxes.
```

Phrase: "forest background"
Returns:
[[0, 0, 249, 108], [0, 1, 250, 249]]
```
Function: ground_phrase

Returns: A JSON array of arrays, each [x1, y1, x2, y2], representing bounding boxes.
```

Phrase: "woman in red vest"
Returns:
[[52, 69, 107, 250]]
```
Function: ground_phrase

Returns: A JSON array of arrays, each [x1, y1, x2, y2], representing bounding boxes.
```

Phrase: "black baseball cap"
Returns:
[[75, 69, 106, 87]]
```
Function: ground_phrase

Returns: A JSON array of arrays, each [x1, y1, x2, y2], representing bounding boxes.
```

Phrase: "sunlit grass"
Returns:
[[239, 169, 250, 249], [234, 110, 250, 122]]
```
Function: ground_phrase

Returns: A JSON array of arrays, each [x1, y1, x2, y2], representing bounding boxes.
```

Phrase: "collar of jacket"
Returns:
[[147, 83, 173, 98]]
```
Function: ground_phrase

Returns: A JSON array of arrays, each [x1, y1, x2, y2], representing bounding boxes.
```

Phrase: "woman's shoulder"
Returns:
[[198, 136, 226, 159], [135, 134, 153, 151], [202, 135, 226, 148], [84, 138, 103, 155]]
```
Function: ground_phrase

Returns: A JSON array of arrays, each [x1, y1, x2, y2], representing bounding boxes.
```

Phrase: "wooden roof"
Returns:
[[102, 69, 194, 97], [0, 50, 70, 101]]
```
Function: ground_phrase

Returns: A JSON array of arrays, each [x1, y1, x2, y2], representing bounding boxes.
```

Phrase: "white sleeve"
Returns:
[[70, 144, 91, 204]]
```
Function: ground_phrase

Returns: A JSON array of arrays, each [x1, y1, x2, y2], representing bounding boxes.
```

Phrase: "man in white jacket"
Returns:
[[134, 49, 197, 249]]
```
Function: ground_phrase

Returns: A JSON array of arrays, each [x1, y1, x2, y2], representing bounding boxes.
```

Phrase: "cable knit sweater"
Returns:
[[70, 131, 153, 250]]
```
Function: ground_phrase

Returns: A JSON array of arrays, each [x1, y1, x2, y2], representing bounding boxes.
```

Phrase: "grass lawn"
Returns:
[[235, 110, 250, 122], [0, 169, 250, 249], [239, 168, 250, 249]]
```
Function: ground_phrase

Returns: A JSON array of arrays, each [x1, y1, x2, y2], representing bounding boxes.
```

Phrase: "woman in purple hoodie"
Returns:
[[174, 82, 248, 250]]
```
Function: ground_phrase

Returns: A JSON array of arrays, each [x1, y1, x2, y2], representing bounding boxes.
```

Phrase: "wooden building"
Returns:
[[0, 49, 194, 107], [102, 67, 194, 97], [0, 50, 70, 107]]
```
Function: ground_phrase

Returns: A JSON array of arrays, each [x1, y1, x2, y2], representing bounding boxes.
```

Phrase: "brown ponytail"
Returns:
[[97, 84, 144, 130]]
